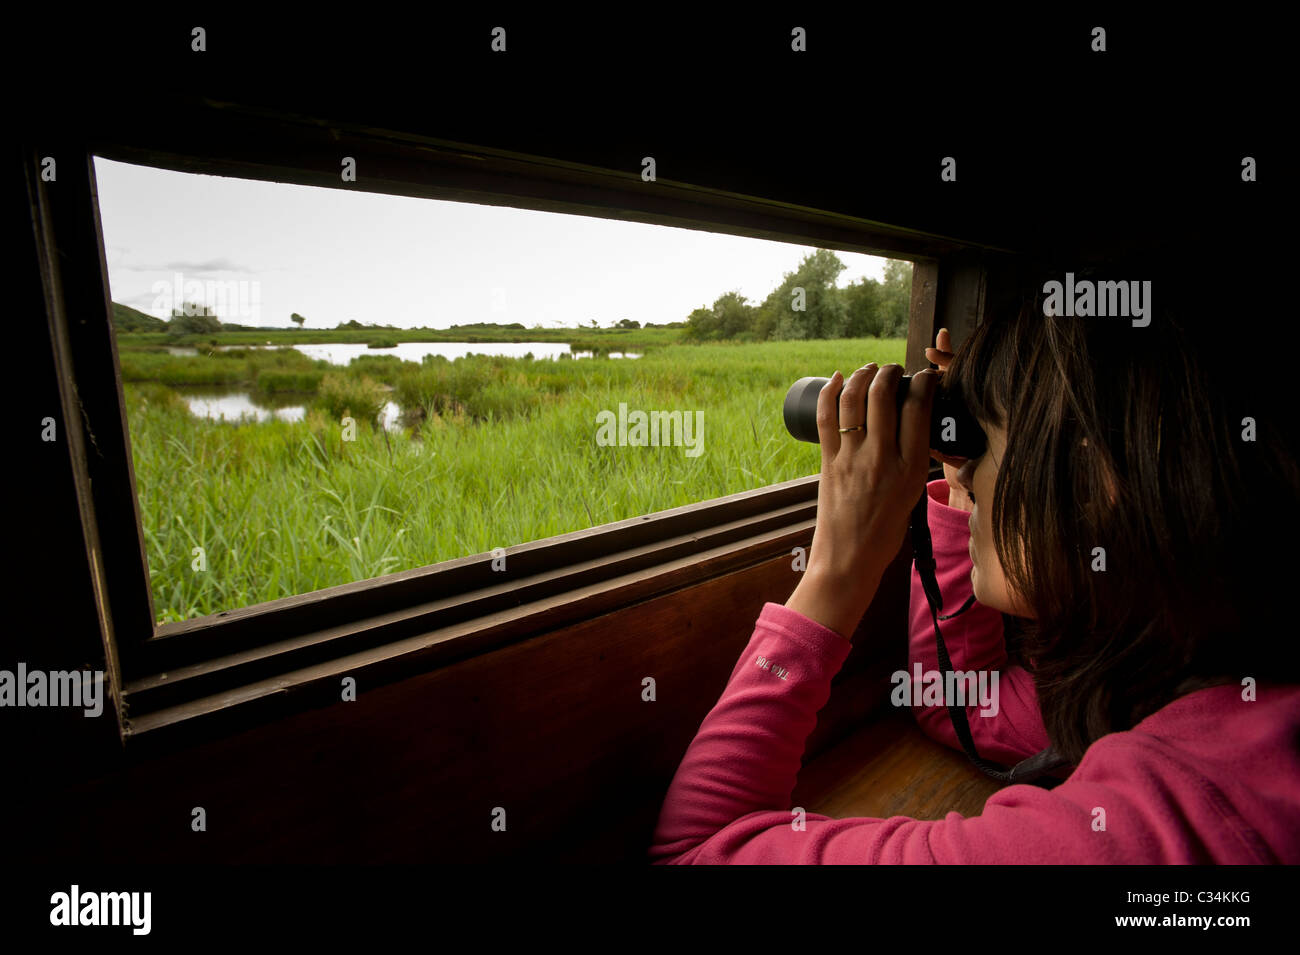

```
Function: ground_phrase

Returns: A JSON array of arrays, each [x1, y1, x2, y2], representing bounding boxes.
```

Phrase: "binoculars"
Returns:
[[782, 372, 987, 460]]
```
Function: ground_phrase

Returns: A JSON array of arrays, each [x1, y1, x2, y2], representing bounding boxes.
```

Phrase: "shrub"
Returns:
[[314, 373, 387, 425], [256, 369, 325, 392], [349, 354, 404, 382], [125, 382, 185, 412]]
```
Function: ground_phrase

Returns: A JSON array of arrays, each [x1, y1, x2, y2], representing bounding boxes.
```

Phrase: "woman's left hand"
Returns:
[[785, 362, 939, 640]]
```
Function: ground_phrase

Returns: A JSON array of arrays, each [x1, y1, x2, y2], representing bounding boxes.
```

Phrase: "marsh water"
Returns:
[[163, 341, 643, 362], [166, 341, 641, 427]]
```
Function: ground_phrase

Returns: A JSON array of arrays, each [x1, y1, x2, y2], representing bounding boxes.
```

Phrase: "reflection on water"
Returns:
[[161, 341, 641, 430], [163, 342, 642, 363], [295, 341, 574, 364], [178, 387, 305, 424], [175, 385, 404, 431]]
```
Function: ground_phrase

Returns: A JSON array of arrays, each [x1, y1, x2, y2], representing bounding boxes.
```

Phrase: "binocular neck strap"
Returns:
[[909, 489, 1071, 788]]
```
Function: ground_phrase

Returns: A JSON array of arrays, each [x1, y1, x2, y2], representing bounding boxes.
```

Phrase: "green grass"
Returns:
[[123, 337, 906, 623], [115, 323, 683, 351], [255, 369, 326, 392], [315, 373, 389, 425], [118, 344, 329, 386]]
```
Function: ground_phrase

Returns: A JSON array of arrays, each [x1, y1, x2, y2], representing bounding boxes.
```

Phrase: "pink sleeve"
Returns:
[[647, 599, 1227, 864], [907, 479, 1050, 765]]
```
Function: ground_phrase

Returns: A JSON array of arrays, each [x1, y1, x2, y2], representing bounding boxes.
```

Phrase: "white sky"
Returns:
[[93, 156, 897, 330]]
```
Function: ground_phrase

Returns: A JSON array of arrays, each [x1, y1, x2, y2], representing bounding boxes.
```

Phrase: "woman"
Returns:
[[648, 265, 1300, 863]]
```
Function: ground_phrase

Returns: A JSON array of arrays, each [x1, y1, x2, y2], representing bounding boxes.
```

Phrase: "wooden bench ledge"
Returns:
[[793, 708, 1006, 821]]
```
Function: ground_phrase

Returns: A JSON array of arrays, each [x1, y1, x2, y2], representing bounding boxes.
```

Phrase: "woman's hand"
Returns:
[[925, 327, 973, 512], [785, 362, 939, 640]]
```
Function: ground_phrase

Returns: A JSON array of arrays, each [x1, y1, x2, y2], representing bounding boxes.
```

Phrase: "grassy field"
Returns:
[[122, 337, 907, 623], [116, 323, 683, 352]]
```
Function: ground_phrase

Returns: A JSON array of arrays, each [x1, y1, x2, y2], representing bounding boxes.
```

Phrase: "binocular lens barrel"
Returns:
[[782, 375, 986, 460]]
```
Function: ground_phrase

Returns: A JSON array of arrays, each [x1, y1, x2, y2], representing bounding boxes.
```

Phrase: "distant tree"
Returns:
[[168, 302, 222, 337], [716, 291, 757, 339], [763, 249, 848, 341], [879, 259, 913, 337], [589, 319, 600, 329], [841, 276, 886, 337], [682, 306, 717, 341], [675, 249, 908, 343], [290, 312, 306, 328], [683, 290, 757, 341], [615, 318, 641, 329]]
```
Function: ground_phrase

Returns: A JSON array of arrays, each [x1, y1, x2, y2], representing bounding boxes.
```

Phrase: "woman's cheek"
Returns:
[[967, 519, 985, 601], [969, 546, 990, 607], [968, 515, 1006, 612]]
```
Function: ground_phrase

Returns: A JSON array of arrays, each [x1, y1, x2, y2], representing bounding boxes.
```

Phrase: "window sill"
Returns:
[[122, 474, 821, 756]]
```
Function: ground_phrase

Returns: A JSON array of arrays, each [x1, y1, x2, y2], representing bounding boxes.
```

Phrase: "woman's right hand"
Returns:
[[925, 327, 974, 513]]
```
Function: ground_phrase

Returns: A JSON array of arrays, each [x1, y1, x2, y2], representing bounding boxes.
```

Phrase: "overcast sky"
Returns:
[[93, 156, 898, 331]]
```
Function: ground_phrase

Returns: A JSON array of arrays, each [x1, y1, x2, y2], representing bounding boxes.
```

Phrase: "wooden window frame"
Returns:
[[29, 100, 1004, 756]]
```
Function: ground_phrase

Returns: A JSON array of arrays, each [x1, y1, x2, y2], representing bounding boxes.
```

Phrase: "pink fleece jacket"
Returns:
[[648, 479, 1300, 863]]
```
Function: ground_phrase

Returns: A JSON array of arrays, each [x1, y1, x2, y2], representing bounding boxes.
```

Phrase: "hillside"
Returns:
[[111, 302, 167, 332]]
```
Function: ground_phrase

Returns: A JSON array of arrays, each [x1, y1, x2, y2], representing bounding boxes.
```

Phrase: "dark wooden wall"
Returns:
[[19, 540, 922, 863]]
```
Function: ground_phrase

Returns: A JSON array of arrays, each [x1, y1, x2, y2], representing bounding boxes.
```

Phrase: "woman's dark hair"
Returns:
[[944, 256, 1300, 765]]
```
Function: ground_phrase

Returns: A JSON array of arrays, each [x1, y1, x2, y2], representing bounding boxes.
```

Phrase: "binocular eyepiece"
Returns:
[[782, 373, 986, 460]]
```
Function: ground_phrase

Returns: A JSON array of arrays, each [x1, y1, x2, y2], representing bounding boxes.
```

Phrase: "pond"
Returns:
[[159, 341, 641, 430], [174, 385, 403, 431], [163, 342, 643, 362]]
